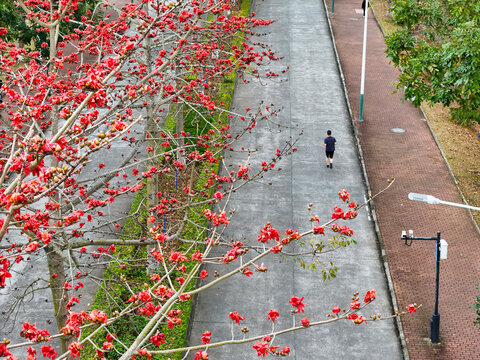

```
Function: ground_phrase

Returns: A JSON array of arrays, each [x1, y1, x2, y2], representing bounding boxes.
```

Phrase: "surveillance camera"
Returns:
[[401, 230, 406, 238], [409, 229, 413, 237]]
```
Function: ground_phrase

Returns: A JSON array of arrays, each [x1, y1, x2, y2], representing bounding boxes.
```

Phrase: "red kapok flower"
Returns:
[[270, 244, 283, 253], [201, 331, 211, 344], [41, 345, 57, 359], [68, 341, 83, 358], [252, 341, 269, 357], [242, 266, 253, 277], [364, 289, 376, 303], [289, 296, 306, 313], [229, 311, 246, 324], [267, 309, 279, 322], [332, 306, 341, 315], [313, 226, 325, 235], [332, 206, 344, 220], [194, 350, 209, 360], [338, 189, 350, 201], [350, 299, 361, 310], [150, 331, 166, 346], [137, 348, 151, 359], [406, 304, 417, 314]]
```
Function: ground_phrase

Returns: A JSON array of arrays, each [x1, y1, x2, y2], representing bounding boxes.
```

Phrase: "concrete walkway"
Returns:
[[327, 0, 480, 358], [187, 0, 403, 358]]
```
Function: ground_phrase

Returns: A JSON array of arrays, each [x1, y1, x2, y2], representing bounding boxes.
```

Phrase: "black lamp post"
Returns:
[[401, 230, 444, 343]]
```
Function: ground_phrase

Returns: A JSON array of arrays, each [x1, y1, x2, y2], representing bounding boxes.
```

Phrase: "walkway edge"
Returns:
[[320, 1, 409, 359]]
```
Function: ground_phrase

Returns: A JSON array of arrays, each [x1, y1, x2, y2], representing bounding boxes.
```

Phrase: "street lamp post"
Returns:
[[405, 192, 468, 343], [359, 0, 369, 122], [401, 230, 447, 343]]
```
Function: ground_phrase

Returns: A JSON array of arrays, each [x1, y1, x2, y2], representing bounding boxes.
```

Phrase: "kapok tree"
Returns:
[[0, 0, 418, 359], [0, 0, 276, 350]]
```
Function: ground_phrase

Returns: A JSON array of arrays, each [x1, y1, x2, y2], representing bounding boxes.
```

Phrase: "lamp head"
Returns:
[[408, 192, 441, 204]]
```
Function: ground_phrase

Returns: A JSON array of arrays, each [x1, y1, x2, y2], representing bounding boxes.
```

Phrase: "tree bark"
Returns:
[[46, 245, 69, 354]]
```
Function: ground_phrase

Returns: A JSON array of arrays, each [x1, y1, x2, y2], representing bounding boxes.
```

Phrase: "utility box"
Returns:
[[440, 239, 448, 259]]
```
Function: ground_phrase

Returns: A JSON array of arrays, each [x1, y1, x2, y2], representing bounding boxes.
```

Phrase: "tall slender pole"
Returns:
[[359, 0, 369, 122], [332, 0, 335, 13], [430, 231, 441, 343]]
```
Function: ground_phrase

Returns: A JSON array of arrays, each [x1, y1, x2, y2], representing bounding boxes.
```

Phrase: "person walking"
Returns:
[[324, 130, 336, 169]]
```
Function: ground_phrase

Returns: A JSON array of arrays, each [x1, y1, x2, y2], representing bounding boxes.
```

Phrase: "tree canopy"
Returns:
[[385, 0, 480, 125]]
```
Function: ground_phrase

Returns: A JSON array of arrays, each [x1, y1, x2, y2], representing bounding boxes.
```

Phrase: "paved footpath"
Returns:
[[327, 0, 480, 358], [188, 0, 403, 359]]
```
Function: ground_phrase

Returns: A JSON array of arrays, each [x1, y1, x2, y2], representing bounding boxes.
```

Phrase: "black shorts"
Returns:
[[326, 151, 334, 158]]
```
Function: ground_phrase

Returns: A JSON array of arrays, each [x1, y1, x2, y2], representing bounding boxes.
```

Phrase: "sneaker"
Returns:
[[326, 165, 329, 168], [330, 163, 333, 169]]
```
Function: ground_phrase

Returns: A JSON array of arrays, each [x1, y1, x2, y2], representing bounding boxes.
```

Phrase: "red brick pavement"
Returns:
[[325, 0, 480, 358]]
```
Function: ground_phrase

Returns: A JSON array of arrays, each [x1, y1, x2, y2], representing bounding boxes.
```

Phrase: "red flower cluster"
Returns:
[[202, 209, 230, 227], [348, 313, 366, 325], [331, 223, 354, 236], [258, 223, 279, 244], [195, 350, 209, 360], [221, 241, 245, 263], [20, 321, 50, 342], [338, 189, 350, 202], [0, 257, 11, 288]]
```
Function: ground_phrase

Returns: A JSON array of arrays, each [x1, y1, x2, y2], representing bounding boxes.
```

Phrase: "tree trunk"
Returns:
[[46, 245, 69, 353], [175, 63, 185, 164]]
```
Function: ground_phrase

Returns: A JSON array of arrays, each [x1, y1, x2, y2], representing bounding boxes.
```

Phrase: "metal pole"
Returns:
[[359, 0, 369, 122], [439, 199, 480, 211], [332, 0, 335, 13], [430, 231, 441, 343]]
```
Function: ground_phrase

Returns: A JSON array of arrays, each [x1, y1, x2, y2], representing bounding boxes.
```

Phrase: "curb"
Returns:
[[320, 1, 410, 359]]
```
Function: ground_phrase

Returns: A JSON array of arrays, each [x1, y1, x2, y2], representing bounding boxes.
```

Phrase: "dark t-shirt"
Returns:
[[324, 136, 336, 151]]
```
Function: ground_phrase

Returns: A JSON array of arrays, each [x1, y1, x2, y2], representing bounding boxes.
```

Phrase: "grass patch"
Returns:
[[369, 0, 399, 35]]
